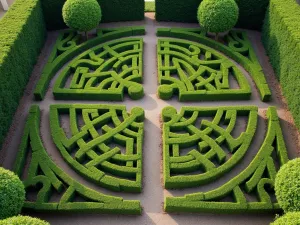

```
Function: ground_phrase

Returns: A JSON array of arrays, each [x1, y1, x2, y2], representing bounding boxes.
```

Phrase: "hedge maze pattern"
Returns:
[[157, 39, 251, 101], [163, 106, 289, 213], [50, 104, 144, 192], [14, 106, 141, 214], [53, 38, 144, 101], [157, 28, 272, 102], [34, 26, 145, 100], [162, 106, 258, 189]]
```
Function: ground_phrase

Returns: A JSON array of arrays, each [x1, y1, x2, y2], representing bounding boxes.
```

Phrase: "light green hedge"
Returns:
[[262, 0, 300, 129], [0, 0, 46, 149]]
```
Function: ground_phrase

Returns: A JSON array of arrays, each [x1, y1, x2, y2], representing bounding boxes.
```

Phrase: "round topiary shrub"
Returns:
[[0, 167, 25, 219], [197, 0, 239, 34], [62, 0, 102, 33], [0, 215, 50, 225], [275, 158, 300, 212], [270, 212, 300, 225]]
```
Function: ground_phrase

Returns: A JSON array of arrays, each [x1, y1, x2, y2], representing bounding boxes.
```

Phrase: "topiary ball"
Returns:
[[197, 0, 239, 33], [62, 0, 102, 32], [0, 215, 50, 225], [0, 168, 25, 219], [275, 158, 300, 212], [270, 212, 300, 225]]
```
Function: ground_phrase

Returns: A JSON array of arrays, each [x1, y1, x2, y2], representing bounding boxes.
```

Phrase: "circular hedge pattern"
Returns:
[[62, 0, 102, 32], [0, 216, 50, 225], [197, 0, 239, 33], [0, 167, 25, 219], [271, 212, 300, 225], [275, 158, 300, 212]]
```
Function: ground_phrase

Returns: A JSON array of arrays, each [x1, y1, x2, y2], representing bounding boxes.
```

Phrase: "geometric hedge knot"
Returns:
[[163, 106, 289, 213], [14, 106, 141, 214], [53, 38, 144, 101], [50, 104, 144, 192], [157, 39, 251, 101], [162, 106, 258, 189]]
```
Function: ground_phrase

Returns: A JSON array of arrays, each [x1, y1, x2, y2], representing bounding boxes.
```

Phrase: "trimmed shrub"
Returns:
[[275, 158, 300, 212], [0, 168, 25, 219], [262, 0, 300, 131], [0, 216, 49, 225], [62, 0, 102, 32], [41, 0, 144, 30], [156, 0, 268, 30], [271, 212, 300, 225], [197, 0, 239, 34], [0, 0, 46, 150]]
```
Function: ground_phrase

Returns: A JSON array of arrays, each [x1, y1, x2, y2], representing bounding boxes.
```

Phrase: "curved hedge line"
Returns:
[[156, 0, 269, 30], [262, 0, 300, 129], [0, 0, 46, 149], [41, 0, 144, 30]]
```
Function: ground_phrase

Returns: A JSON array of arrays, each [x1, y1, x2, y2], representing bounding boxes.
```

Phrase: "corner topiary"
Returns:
[[270, 212, 300, 225], [197, 0, 239, 37], [0, 216, 50, 225], [275, 158, 300, 213], [0, 167, 25, 219], [62, 0, 102, 39]]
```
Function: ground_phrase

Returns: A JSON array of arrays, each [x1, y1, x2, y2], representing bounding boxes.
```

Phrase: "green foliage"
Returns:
[[41, 0, 144, 30], [145, 2, 155, 12], [271, 212, 300, 225], [197, 0, 239, 33], [49, 104, 144, 192], [53, 38, 144, 101], [157, 28, 272, 102], [63, 0, 102, 32], [156, 0, 268, 30], [262, 0, 300, 132], [34, 27, 145, 101], [13, 106, 142, 214], [162, 106, 258, 188], [164, 107, 289, 213], [275, 158, 300, 213], [0, 0, 46, 150], [157, 38, 251, 101], [0, 168, 25, 219], [0, 216, 49, 225]]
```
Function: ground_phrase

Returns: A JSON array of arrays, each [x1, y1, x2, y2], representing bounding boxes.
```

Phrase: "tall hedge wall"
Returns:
[[0, 0, 46, 149], [262, 0, 300, 128], [155, 0, 269, 30], [41, 0, 145, 30]]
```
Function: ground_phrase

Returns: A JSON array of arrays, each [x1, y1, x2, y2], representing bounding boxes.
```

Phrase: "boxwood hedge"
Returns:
[[41, 0, 144, 30], [262, 0, 300, 130], [0, 0, 46, 149], [156, 0, 269, 30]]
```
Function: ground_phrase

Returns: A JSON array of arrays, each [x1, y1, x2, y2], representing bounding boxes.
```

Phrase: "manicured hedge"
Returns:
[[164, 107, 289, 213], [41, 0, 144, 30], [156, 0, 269, 30], [262, 0, 300, 129], [0, 216, 49, 225], [14, 105, 142, 214], [0, 0, 46, 149]]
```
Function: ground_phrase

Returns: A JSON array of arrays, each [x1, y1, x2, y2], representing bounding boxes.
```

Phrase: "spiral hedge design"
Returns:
[[50, 104, 144, 192], [163, 107, 289, 213]]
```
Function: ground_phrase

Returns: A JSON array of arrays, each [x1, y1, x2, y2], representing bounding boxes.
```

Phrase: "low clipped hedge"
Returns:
[[0, 168, 25, 219], [271, 213, 300, 225], [156, 0, 269, 30], [0, 0, 46, 149], [262, 0, 300, 129], [0, 216, 49, 225], [41, 0, 144, 30]]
